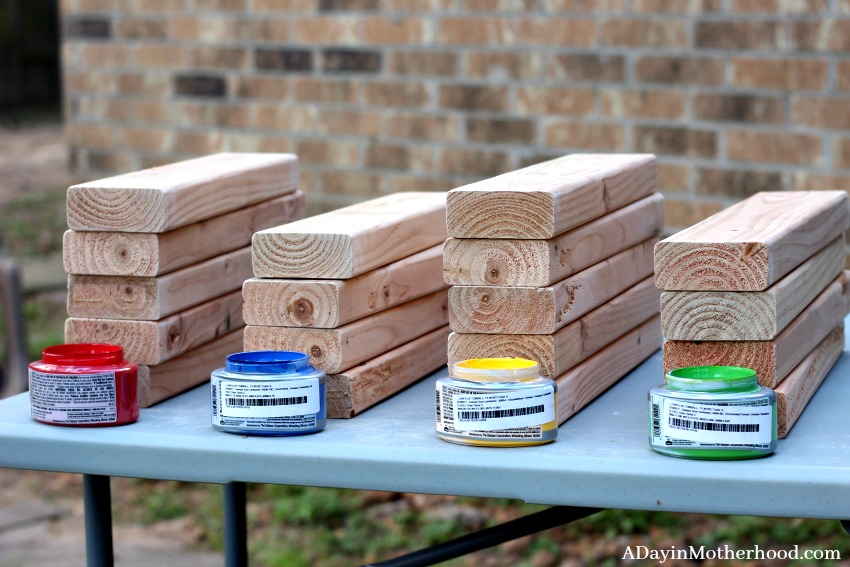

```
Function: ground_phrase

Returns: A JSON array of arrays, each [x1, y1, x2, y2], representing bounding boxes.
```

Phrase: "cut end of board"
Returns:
[[654, 240, 770, 291], [446, 190, 556, 239]]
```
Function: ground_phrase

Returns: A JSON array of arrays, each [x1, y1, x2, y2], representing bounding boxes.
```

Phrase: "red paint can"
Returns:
[[28, 344, 139, 426]]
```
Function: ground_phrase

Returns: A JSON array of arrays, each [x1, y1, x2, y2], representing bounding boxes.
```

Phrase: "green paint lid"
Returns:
[[665, 366, 758, 393]]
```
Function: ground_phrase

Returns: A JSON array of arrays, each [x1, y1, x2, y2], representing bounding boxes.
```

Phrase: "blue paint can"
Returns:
[[211, 351, 326, 436]]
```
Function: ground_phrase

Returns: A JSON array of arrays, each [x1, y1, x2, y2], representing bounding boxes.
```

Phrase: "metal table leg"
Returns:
[[224, 481, 248, 567], [83, 474, 114, 567]]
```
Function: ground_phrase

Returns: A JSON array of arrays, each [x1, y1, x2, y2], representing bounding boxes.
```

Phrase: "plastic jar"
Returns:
[[28, 343, 139, 427], [649, 366, 776, 460], [211, 351, 326, 436], [435, 358, 558, 447]]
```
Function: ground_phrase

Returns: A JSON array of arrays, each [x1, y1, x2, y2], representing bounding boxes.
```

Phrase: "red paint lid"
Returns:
[[41, 344, 125, 367]]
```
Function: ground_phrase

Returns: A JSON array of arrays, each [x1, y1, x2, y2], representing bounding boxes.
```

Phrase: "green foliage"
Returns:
[[0, 185, 67, 259]]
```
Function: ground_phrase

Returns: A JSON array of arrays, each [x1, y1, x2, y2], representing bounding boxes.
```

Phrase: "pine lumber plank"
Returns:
[[660, 235, 845, 340], [243, 244, 447, 328], [67, 153, 299, 233], [449, 238, 655, 334], [775, 326, 844, 439], [443, 193, 663, 287], [556, 315, 662, 424], [654, 191, 850, 291], [327, 326, 450, 418], [63, 191, 306, 277], [448, 276, 660, 378], [67, 247, 252, 321], [446, 153, 656, 239], [65, 289, 244, 365], [662, 275, 848, 387], [252, 192, 447, 279], [139, 329, 244, 407], [243, 289, 449, 373]]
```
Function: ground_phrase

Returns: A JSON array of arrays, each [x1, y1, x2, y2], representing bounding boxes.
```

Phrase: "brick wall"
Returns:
[[61, 0, 850, 240]]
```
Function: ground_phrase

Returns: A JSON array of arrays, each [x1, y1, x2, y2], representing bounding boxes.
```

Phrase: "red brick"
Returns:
[[320, 0, 378, 10], [292, 78, 359, 104], [439, 85, 508, 112], [792, 173, 850, 191], [663, 198, 725, 230], [601, 89, 685, 119], [792, 97, 850, 130], [600, 18, 687, 47], [64, 71, 116, 94], [227, 134, 294, 153], [727, 130, 822, 166], [695, 167, 785, 197], [236, 76, 292, 99], [439, 148, 508, 177], [365, 143, 435, 171], [135, 100, 170, 123], [695, 20, 787, 50], [729, 0, 827, 11], [540, 0, 626, 9], [465, 52, 543, 81], [792, 20, 850, 51], [241, 19, 291, 42], [834, 137, 850, 168], [547, 53, 625, 82], [545, 121, 625, 151], [363, 81, 431, 108], [73, 123, 116, 148], [120, 127, 172, 152], [634, 126, 716, 158], [252, 104, 317, 133], [316, 110, 382, 137], [636, 56, 724, 85], [657, 163, 689, 192], [387, 175, 455, 193], [296, 139, 361, 168], [295, 16, 359, 43], [135, 0, 190, 10], [390, 51, 457, 76], [253, 0, 318, 11], [694, 94, 784, 124], [632, 0, 719, 11], [173, 131, 227, 154], [437, 17, 512, 44], [194, 0, 247, 9], [81, 44, 131, 67], [323, 171, 387, 198], [135, 44, 189, 68], [466, 118, 537, 144], [384, 113, 460, 142], [838, 61, 850, 91], [87, 150, 137, 173], [516, 86, 594, 115], [190, 46, 248, 69], [362, 16, 428, 44], [514, 18, 596, 46], [730, 58, 828, 90]]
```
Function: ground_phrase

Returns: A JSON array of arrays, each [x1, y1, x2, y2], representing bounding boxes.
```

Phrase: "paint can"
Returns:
[[649, 366, 777, 459], [211, 351, 326, 436], [435, 357, 558, 447], [28, 343, 139, 426]]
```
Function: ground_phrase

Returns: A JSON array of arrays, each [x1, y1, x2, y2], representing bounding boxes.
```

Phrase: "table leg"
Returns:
[[83, 474, 114, 567], [223, 481, 248, 567], [841, 520, 850, 535]]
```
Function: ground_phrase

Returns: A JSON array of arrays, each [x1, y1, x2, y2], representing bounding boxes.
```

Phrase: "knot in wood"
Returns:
[[290, 298, 314, 325]]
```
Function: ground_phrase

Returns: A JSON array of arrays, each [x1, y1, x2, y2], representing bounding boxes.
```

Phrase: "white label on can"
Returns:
[[651, 393, 773, 448], [213, 377, 319, 418], [29, 370, 117, 424], [437, 384, 555, 436]]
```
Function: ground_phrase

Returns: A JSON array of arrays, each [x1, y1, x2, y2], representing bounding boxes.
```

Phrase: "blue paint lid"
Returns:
[[224, 351, 313, 375]]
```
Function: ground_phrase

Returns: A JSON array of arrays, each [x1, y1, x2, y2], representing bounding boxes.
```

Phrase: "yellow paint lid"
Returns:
[[451, 357, 541, 382]]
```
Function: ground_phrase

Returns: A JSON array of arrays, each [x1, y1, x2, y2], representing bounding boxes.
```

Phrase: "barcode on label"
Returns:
[[669, 417, 759, 433], [226, 396, 307, 408], [459, 404, 545, 421], [651, 403, 660, 438]]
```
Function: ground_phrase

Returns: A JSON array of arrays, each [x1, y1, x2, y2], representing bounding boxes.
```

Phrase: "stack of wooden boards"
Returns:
[[63, 153, 305, 407], [244, 192, 450, 418], [443, 154, 664, 423], [655, 191, 850, 438]]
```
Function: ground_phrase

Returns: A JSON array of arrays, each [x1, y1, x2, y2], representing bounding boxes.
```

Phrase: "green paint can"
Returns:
[[648, 366, 777, 460]]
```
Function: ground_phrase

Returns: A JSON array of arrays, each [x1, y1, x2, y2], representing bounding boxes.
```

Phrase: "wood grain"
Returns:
[[662, 275, 849, 387], [443, 193, 663, 286], [775, 326, 844, 438], [446, 153, 656, 239], [67, 247, 252, 321], [556, 316, 661, 424], [327, 326, 449, 419], [448, 277, 660, 378], [660, 235, 845, 340], [68, 153, 298, 233], [139, 328, 244, 407], [654, 191, 850, 291], [63, 192, 305, 276], [449, 238, 655, 334], [252, 192, 447, 279], [65, 289, 244, 365], [243, 245, 446, 328], [243, 289, 449, 373]]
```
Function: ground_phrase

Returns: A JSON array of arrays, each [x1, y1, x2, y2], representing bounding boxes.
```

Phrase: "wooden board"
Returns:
[[327, 326, 450, 419], [443, 193, 663, 287], [446, 153, 656, 239], [654, 191, 850, 291], [67, 247, 252, 321], [65, 289, 244, 366], [67, 153, 298, 233], [449, 238, 655, 334], [448, 277, 660, 378], [662, 275, 848, 387], [243, 244, 447, 328], [63, 192, 306, 277], [252, 192, 447, 279], [660, 235, 845, 340], [139, 328, 244, 407], [775, 326, 844, 438], [243, 289, 449, 373], [556, 315, 661, 424]]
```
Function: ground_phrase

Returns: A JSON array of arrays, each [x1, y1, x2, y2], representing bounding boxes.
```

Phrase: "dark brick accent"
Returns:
[[634, 126, 717, 158], [693, 94, 784, 124], [550, 53, 625, 82], [695, 20, 784, 50], [321, 49, 382, 73], [319, 0, 379, 10], [255, 49, 313, 72], [467, 118, 536, 144], [174, 74, 227, 98], [64, 17, 112, 39]]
